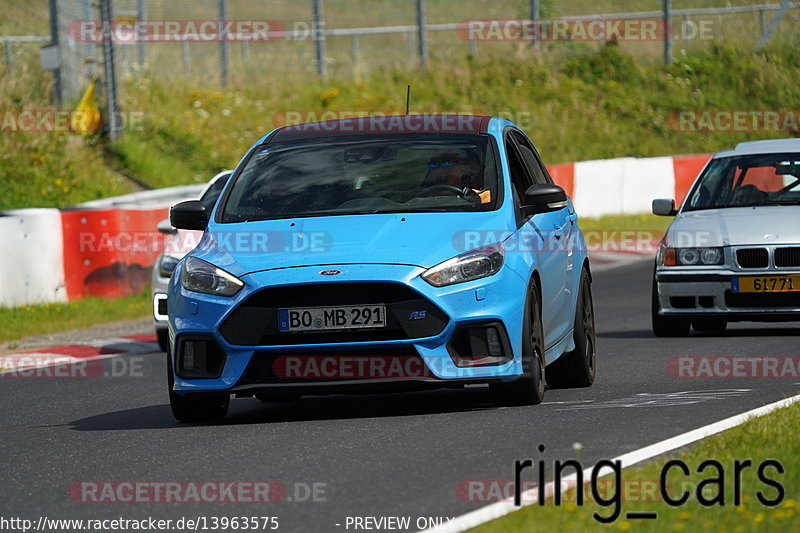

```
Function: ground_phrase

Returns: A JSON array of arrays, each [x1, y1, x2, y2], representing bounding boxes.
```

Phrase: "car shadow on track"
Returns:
[[67, 387, 499, 431], [598, 326, 800, 339]]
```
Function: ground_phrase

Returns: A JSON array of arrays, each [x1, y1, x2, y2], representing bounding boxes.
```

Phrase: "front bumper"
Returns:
[[655, 269, 800, 320], [168, 263, 528, 394]]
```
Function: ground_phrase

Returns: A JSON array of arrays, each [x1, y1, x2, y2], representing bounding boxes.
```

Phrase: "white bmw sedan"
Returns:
[[652, 138, 800, 336]]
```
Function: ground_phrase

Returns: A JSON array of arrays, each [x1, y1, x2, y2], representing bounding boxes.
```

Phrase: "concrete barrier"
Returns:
[[0, 155, 713, 308], [0, 209, 67, 307]]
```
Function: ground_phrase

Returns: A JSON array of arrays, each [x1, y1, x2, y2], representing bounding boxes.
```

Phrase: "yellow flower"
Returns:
[[565, 502, 577, 512], [54, 178, 63, 186], [679, 511, 691, 520], [784, 499, 796, 508], [618, 521, 631, 531], [773, 510, 785, 520], [753, 513, 764, 524], [319, 88, 341, 106], [673, 524, 685, 532]]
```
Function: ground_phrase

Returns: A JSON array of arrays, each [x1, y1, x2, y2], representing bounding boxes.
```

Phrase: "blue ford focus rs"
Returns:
[[166, 115, 595, 421]]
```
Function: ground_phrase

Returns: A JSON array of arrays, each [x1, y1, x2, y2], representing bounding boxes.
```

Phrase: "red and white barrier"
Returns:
[[0, 156, 713, 308], [546, 153, 712, 217]]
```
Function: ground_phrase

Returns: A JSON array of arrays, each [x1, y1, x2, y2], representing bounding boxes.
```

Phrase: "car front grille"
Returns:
[[239, 346, 426, 384], [219, 282, 449, 346], [736, 248, 769, 269], [775, 247, 800, 268]]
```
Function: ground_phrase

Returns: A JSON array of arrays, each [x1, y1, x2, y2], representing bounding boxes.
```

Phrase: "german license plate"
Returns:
[[278, 305, 386, 332], [733, 275, 800, 293]]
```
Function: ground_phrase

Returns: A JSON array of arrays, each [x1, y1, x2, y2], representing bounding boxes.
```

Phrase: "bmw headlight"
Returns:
[[661, 247, 724, 266], [158, 255, 180, 278], [422, 243, 505, 287], [180, 256, 244, 296]]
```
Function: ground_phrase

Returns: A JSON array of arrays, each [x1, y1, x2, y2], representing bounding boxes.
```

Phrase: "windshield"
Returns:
[[220, 134, 500, 223], [684, 153, 800, 211]]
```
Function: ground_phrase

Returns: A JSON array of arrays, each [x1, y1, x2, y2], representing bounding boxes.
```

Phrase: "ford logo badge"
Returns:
[[319, 269, 342, 276]]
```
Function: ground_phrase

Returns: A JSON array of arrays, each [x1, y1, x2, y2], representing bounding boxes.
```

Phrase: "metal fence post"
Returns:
[[756, 0, 791, 51], [81, 0, 95, 80], [219, 0, 229, 85], [3, 43, 12, 76], [99, 0, 120, 140], [530, 0, 540, 49], [182, 41, 191, 74], [416, 0, 427, 67], [48, 0, 62, 106], [351, 35, 360, 75], [136, 0, 147, 67], [312, 0, 327, 78], [663, 0, 672, 65]]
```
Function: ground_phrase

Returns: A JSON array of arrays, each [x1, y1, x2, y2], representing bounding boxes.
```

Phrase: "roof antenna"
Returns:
[[405, 85, 411, 115]]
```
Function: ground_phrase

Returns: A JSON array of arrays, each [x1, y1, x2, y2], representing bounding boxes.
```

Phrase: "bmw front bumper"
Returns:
[[655, 269, 800, 321]]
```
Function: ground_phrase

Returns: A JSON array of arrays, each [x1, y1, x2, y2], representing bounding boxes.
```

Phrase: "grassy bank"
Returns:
[[3, 41, 799, 209], [0, 291, 150, 347], [472, 400, 800, 532]]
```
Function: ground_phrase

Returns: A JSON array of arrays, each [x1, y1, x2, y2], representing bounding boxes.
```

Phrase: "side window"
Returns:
[[504, 135, 533, 207], [512, 132, 550, 185]]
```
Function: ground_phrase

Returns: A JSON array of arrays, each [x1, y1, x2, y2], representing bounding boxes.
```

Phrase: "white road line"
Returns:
[[419, 393, 800, 533]]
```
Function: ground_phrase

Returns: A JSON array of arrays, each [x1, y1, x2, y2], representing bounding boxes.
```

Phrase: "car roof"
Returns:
[[266, 114, 493, 143], [714, 138, 800, 158]]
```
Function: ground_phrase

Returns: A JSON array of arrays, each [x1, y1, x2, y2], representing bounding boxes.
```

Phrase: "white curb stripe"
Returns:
[[419, 393, 800, 532]]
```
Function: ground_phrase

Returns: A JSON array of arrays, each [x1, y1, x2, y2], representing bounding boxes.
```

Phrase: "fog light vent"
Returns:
[[176, 337, 226, 378]]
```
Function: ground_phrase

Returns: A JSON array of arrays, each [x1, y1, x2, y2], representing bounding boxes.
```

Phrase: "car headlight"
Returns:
[[661, 247, 724, 266], [180, 256, 244, 296], [422, 243, 505, 287], [158, 255, 180, 278]]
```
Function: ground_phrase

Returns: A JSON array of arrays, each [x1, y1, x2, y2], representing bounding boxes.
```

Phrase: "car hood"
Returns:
[[191, 212, 512, 277], [669, 206, 800, 247]]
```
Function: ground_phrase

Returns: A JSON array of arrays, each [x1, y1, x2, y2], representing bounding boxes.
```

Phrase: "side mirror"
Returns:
[[170, 200, 208, 230], [521, 184, 568, 217], [652, 198, 677, 216], [156, 217, 176, 235]]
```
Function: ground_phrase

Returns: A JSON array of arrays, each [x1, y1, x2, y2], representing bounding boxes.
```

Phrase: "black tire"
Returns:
[[651, 270, 690, 337], [167, 350, 229, 423], [255, 393, 302, 402], [490, 278, 546, 406], [692, 318, 727, 334], [547, 268, 596, 388], [156, 328, 169, 352]]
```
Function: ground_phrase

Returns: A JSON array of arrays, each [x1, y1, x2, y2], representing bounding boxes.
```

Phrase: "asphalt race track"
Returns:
[[2, 258, 799, 532]]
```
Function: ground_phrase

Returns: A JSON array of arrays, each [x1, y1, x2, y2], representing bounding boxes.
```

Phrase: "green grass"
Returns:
[[471, 400, 800, 532], [0, 291, 150, 346], [2, 7, 799, 208], [579, 213, 672, 233]]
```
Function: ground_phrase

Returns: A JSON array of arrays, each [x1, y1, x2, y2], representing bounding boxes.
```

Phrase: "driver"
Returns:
[[424, 149, 492, 204]]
